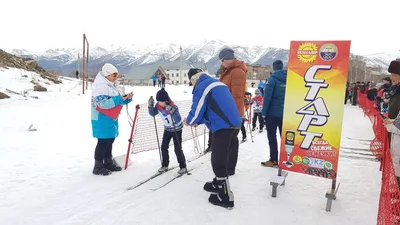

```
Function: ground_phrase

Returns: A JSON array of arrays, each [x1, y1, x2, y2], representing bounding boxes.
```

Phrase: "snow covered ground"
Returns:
[[0, 68, 380, 225]]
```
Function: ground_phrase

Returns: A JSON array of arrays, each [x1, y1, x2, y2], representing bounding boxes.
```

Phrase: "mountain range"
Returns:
[[8, 40, 400, 76]]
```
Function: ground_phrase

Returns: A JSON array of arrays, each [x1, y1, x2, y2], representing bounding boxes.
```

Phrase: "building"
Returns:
[[162, 61, 207, 85], [123, 64, 168, 85], [123, 60, 207, 86], [245, 64, 272, 88]]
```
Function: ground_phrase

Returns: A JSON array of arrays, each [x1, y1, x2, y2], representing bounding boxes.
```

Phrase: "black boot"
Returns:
[[208, 177, 234, 208], [104, 157, 122, 172], [92, 160, 112, 176], [203, 178, 218, 193]]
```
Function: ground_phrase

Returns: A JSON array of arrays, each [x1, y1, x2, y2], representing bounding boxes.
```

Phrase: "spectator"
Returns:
[[218, 47, 246, 175], [261, 60, 287, 167], [91, 63, 133, 176]]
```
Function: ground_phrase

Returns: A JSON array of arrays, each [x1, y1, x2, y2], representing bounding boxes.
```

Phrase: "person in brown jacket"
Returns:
[[217, 47, 246, 175]]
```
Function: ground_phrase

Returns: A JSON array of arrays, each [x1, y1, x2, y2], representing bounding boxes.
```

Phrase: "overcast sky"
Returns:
[[1, 0, 399, 55]]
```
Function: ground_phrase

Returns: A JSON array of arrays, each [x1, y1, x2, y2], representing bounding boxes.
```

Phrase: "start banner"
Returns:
[[279, 41, 351, 179]]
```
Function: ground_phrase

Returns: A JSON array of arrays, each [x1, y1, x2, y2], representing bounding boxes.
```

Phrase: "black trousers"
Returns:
[[153, 81, 156, 87], [161, 130, 186, 169], [265, 116, 283, 162], [252, 112, 264, 129], [207, 130, 212, 148], [94, 138, 115, 161], [240, 120, 247, 139], [211, 129, 240, 178]]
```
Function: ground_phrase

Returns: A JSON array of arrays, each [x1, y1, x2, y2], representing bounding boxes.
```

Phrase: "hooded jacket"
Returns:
[[219, 59, 247, 117], [91, 72, 132, 138], [186, 73, 241, 133], [262, 70, 287, 118]]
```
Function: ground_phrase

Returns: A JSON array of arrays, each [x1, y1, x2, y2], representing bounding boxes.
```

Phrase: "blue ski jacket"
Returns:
[[186, 74, 241, 133]]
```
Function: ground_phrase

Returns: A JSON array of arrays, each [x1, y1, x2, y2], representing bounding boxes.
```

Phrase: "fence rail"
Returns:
[[357, 91, 400, 225]]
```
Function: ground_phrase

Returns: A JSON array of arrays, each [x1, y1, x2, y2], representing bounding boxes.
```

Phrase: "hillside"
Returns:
[[10, 40, 400, 76], [0, 50, 63, 99], [0, 49, 61, 84]]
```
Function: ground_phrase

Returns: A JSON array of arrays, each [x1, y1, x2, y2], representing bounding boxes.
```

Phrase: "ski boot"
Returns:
[[208, 177, 234, 208], [158, 166, 169, 173], [203, 178, 219, 193], [93, 160, 112, 176], [104, 157, 122, 172]]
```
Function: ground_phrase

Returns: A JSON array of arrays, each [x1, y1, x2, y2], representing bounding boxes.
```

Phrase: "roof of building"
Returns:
[[125, 63, 161, 80]]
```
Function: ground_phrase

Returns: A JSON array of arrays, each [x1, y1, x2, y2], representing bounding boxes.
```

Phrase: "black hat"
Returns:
[[188, 68, 202, 86], [383, 77, 391, 82], [156, 88, 170, 101], [218, 48, 235, 61], [388, 60, 400, 75], [272, 60, 284, 71]]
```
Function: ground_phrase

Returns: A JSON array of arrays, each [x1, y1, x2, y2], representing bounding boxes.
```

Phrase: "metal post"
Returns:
[[82, 34, 85, 94], [325, 179, 337, 212], [86, 40, 89, 90]]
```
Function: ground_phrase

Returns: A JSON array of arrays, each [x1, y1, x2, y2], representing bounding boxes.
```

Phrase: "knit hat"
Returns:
[[255, 89, 261, 96], [388, 60, 400, 75], [218, 48, 235, 61], [156, 88, 170, 102], [273, 60, 284, 71], [188, 68, 203, 86], [102, 63, 118, 76]]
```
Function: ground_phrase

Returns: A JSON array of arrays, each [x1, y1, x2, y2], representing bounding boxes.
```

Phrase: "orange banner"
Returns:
[[279, 41, 351, 179]]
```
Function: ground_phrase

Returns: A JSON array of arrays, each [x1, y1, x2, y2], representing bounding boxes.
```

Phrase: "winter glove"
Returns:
[[148, 96, 155, 107], [165, 105, 176, 115]]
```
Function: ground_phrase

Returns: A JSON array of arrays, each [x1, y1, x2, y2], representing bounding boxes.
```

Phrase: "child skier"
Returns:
[[240, 92, 252, 143], [148, 88, 187, 175], [252, 89, 264, 132]]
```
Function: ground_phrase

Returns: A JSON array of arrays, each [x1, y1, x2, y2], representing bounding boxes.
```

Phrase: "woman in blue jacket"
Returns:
[[91, 63, 132, 176]]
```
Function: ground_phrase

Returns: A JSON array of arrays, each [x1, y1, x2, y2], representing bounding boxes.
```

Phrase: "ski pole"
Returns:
[[246, 109, 254, 142], [150, 96, 163, 166], [194, 127, 202, 152], [190, 127, 200, 154], [169, 109, 189, 175]]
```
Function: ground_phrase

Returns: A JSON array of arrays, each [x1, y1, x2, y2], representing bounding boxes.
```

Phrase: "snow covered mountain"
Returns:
[[9, 40, 399, 76]]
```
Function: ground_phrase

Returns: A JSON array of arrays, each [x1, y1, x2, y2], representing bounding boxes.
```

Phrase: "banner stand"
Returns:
[[270, 168, 288, 198], [325, 179, 341, 212]]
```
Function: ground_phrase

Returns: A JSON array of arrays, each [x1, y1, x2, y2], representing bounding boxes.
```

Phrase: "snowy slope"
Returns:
[[0, 68, 380, 225]]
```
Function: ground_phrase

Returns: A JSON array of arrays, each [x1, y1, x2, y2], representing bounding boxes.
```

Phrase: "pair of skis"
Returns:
[[126, 126, 206, 192]]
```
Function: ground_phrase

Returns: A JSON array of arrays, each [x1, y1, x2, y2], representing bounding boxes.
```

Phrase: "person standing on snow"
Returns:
[[257, 80, 264, 96], [218, 47, 246, 175], [387, 60, 400, 148], [252, 89, 264, 132], [384, 112, 400, 186], [185, 68, 241, 208], [148, 88, 187, 175], [240, 91, 252, 143], [261, 60, 287, 167], [151, 75, 157, 87], [91, 63, 133, 176]]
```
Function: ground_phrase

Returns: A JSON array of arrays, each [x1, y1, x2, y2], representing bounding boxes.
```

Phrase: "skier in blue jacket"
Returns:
[[261, 60, 287, 167], [185, 68, 241, 209], [148, 88, 187, 175]]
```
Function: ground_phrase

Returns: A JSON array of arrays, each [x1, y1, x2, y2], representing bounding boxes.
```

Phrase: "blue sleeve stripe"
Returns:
[[189, 82, 226, 125]]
